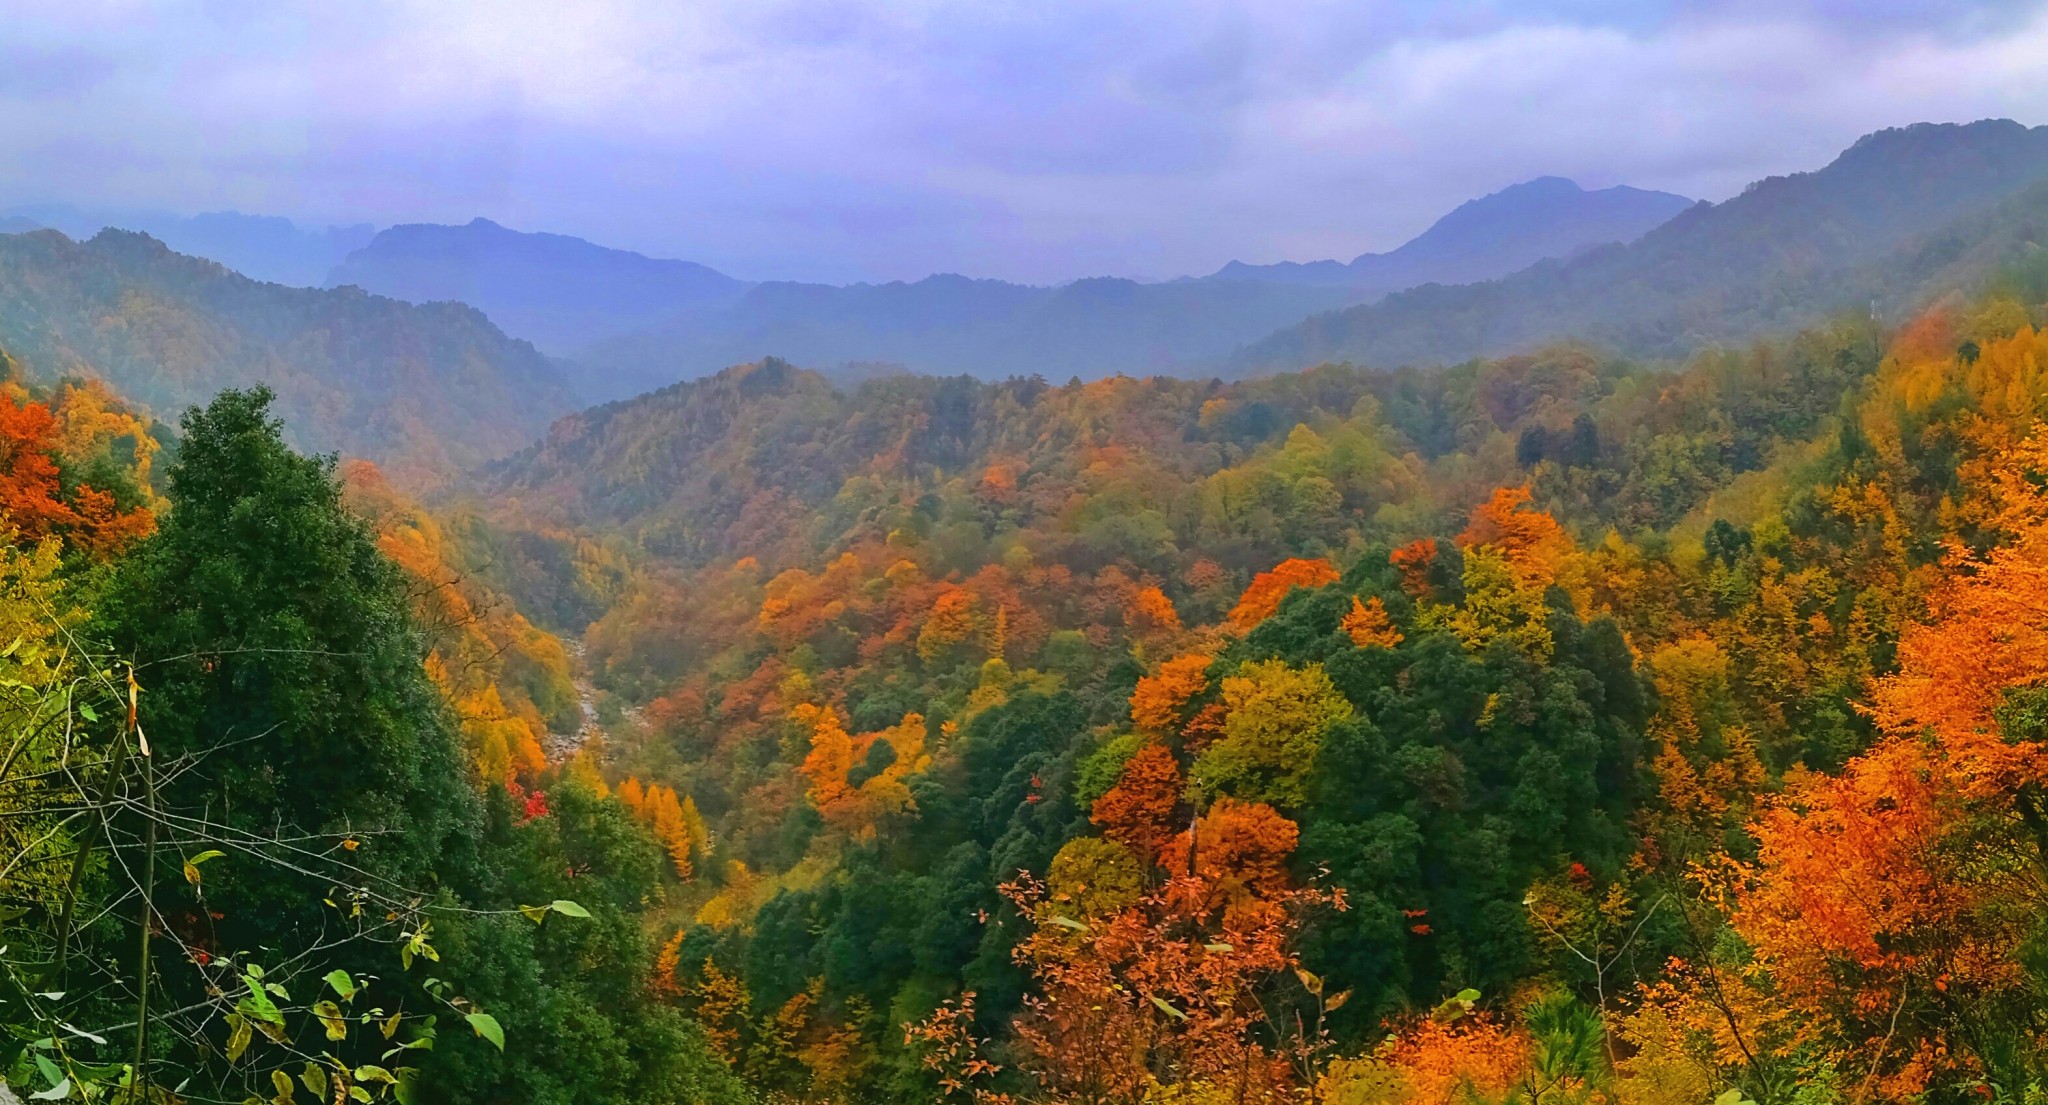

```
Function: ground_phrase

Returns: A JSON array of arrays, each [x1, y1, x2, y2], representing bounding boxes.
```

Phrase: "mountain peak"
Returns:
[[328, 220, 747, 362], [1488, 175, 1584, 197], [1839, 118, 2031, 159], [1205, 175, 1689, 291], [1233, 116, 2048, 376]]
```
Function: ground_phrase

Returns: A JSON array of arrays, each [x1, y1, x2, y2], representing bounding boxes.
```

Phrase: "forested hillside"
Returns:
[[358, 239, 2048, 1103], [14, 109, 2048, 1105], [1236, 119, 2048, 373], [0, 226, 578, 481]]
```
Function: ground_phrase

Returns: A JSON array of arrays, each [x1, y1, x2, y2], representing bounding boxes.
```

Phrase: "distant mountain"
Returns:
[[314, 179, 1687, 402], [568, 273, 1362, 401], [1234, 120, 2048, 374], [1211, 177, 1693, 290], [562, 182, 1693, 400], [0, 216, 41, 235], [0, 228, 577, 482], [0, 205, 374, 286], [327, 218, 749, 358]]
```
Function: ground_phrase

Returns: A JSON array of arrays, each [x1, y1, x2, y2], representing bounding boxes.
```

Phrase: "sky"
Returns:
[[4, 1, 2048, 285]]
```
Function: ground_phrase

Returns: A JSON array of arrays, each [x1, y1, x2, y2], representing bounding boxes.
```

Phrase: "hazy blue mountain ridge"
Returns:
[[1231, 120, 2048, 374], [1212, 177, 1693, 290], [327, 217, 749, 356]]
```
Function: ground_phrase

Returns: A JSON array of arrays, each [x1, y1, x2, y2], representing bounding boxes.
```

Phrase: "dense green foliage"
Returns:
[[7, 389, 741, 1104]]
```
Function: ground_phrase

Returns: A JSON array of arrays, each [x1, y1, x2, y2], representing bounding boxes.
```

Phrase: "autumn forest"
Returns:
[[9, 114, 2048, 1105]]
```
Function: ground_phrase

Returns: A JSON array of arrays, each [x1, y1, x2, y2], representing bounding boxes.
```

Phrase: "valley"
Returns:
[[5, 114, 2048, 1105]]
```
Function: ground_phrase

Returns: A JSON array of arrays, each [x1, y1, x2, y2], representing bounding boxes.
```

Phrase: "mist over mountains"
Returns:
[[4, 166, 1709, 404], [1208, 177, 1693, 289], [0, 118, 2045, 468], [327, 218, 747, 356], [1233, 119, 2048, 374], [1, 204, 376, 287], [320, 175, 1695, 401]]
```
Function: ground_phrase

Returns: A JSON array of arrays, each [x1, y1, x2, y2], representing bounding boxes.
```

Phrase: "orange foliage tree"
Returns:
[[1664, 429, 2048, 1098], [1091, 742, 1184, 862], [1227, 557, 1340, 632], [1129, 653, 1211, 734], [1123, 583, 1182, 638], [1389, 538, 1439, 599], [0, 389, 155, 552], [795, 703, 931, 837], [1340, 594, 1403, 650], [912, 801, 1343, 1105], [344, 460, 573, 786], [1458, 485, 1575, 590]]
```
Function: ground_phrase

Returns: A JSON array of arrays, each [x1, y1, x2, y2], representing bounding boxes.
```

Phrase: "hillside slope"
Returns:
[[0, 228, 577, 480], [3, 204, 375, 286], [1234, 119, 2048, 372], [329, 217, 748, 359], [1212, 176, 1691, 288], [387, 178, 1687, 402], [570, 274, 1360, 401]]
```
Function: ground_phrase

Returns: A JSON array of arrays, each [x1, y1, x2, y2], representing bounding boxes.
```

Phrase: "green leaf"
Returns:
[[548, 899, 592, 919], [517, 904, 550, 924], [465, 1013, 504, 1051], [353, 1065, 397, 1085], [76, 703, 97, 722], [28, 1077, 69, 1101], [324, 969, 358, 1000], [271, 1068, 297, 1101], [1455, 988, 1482, 1004], [1149, 995, 1187, 1020], [239, 978, 284, 1026], [33, 1053, 62, 1089], [1049, 915, 1088, 931]]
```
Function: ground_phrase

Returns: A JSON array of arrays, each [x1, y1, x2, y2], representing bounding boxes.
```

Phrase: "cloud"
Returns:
[[3, 0, 2046, 283]]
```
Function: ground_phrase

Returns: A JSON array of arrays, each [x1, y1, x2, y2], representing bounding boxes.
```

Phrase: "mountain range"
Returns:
[[0, 228, 575, 482], [324, 177, 1693, 401], [1233, 119, 2048, 373], [1, 204, 376, 287], [326, 218, 746, 356], [2, 118, 2047, 478], [1207, 176, 1692, 289]]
